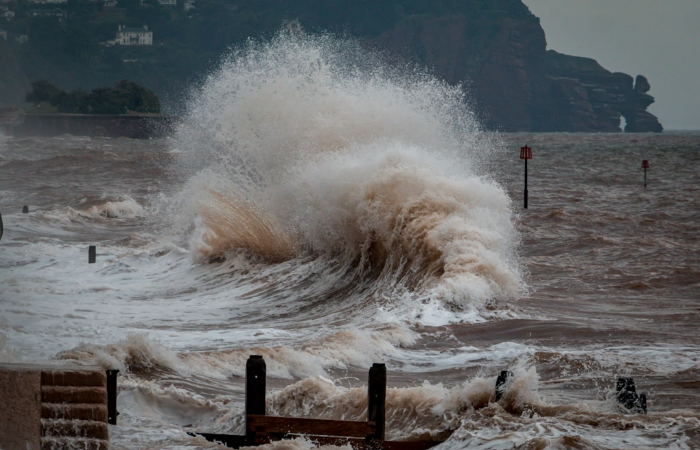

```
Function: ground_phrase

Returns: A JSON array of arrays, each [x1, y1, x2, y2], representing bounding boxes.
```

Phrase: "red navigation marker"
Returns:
[[520, 145, 532, 208]]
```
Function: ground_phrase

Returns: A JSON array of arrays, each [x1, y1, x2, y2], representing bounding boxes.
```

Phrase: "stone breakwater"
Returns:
[[9, 114, 177, 139]]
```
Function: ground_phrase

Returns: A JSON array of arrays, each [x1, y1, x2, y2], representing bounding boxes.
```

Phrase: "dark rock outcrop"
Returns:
[[622, 75, 663, 132], [373, 12, 662, 132]]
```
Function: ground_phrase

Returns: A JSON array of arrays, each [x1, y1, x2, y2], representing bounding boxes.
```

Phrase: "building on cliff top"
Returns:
[[116, 25, 153, 45], [282, 19, 302, 34]]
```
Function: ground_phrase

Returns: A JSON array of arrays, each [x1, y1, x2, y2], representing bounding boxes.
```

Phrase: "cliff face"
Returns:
[[373, 13, 662, 132]]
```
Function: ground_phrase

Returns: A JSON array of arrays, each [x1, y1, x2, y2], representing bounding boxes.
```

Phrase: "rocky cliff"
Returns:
[[373, 11, 662, 132], [0, 0, 662, 132]]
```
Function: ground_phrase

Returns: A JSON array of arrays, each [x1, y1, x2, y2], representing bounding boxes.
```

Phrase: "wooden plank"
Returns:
[[247, 415, 376, 438], [193, 431, 446, 450], [289, 436, 445, 450], [41, 403, 108, 422], [41, 419, 109, 439], [41, 386, 107, 404], [187, 433, 249, 448], [40, 369, 106, 387], [381, 439, 446, 450]]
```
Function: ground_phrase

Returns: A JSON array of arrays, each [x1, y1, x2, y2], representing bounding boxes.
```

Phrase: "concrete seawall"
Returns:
[[10, 114, 177, 139]]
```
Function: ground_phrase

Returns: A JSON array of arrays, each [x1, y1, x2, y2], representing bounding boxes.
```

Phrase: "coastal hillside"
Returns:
[[0, 0, 661, 131]]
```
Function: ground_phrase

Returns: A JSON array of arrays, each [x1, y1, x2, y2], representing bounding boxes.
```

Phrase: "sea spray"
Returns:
[[168, 32, 521, 320]]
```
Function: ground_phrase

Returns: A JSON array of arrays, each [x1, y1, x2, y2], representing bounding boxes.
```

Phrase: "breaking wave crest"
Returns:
[[169, 32, 521, 314]]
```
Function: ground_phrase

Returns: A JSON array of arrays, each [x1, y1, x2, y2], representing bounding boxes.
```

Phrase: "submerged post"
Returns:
[[0, 212, 3, 241], [642, 160, 649, 188], [106, 369, 119, 425], [368, 363, 386, 441], [89, 245, 96, 263], [494, 370, 513, 401], [246, 355, 266, 442], [616, 377, 647, 414], [520, 145, 532, 208], [22, 205, 29, 214]]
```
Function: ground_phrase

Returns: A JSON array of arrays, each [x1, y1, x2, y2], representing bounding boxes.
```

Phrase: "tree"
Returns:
[[53, 89, 90, 113], [90, 87, 128, 114], [26, 80, 63, 105], [114, 80, 161, 113], [26, 79, 161, 114]]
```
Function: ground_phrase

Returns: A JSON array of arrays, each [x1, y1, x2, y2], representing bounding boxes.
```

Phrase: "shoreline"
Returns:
[[3, 113, 177, 139]]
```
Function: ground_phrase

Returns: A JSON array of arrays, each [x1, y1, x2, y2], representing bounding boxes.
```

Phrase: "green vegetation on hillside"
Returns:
[[0, 0, 535, 108], [26, 79, 161, 114]]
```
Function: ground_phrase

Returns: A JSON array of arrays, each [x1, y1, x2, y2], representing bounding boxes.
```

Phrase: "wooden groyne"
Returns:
[[192, 356, 449, 450]]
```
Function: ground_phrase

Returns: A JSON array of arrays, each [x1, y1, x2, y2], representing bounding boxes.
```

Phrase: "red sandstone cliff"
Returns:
[[373, 13, 662, 132]]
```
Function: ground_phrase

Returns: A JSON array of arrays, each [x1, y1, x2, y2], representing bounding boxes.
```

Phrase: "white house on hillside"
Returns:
[[116, 25, 153, 45], [282, 19, 302, 34]]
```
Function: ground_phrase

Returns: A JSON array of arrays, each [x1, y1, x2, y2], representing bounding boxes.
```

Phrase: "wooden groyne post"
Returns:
[[245, 355, 267, 443], [368, 363, 386, 440], [194, 356, 447, 450]]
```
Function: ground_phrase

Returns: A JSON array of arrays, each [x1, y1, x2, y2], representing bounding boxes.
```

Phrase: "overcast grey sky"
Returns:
[[522, 0, 700, 130]]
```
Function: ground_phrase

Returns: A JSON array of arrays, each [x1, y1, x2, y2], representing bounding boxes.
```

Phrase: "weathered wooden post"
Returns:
[[89, 245, 96, 263], [520, 145, 533, 208], [616, 377, 647, 414], [22, 205, 29, 214], [106, 369, 119, 425], [246, 355, 266, 444], [0, 212, 3, 241], [368, 363, 386, 441], [494, 370, 513, 401]]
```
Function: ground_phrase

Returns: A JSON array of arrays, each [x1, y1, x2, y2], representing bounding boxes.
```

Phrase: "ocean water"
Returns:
[[1, 35, 699, 450]]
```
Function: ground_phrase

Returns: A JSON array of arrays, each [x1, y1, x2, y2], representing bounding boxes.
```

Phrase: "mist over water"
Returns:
[[1, 33, 699, 450]]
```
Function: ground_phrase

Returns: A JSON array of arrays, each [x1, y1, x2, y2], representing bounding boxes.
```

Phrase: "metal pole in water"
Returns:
[[520, 145, 532, 208], [89, 245, 96, 263]]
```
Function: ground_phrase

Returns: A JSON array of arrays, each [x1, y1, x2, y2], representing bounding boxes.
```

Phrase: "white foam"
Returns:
[[167, 32, 522, 322]]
